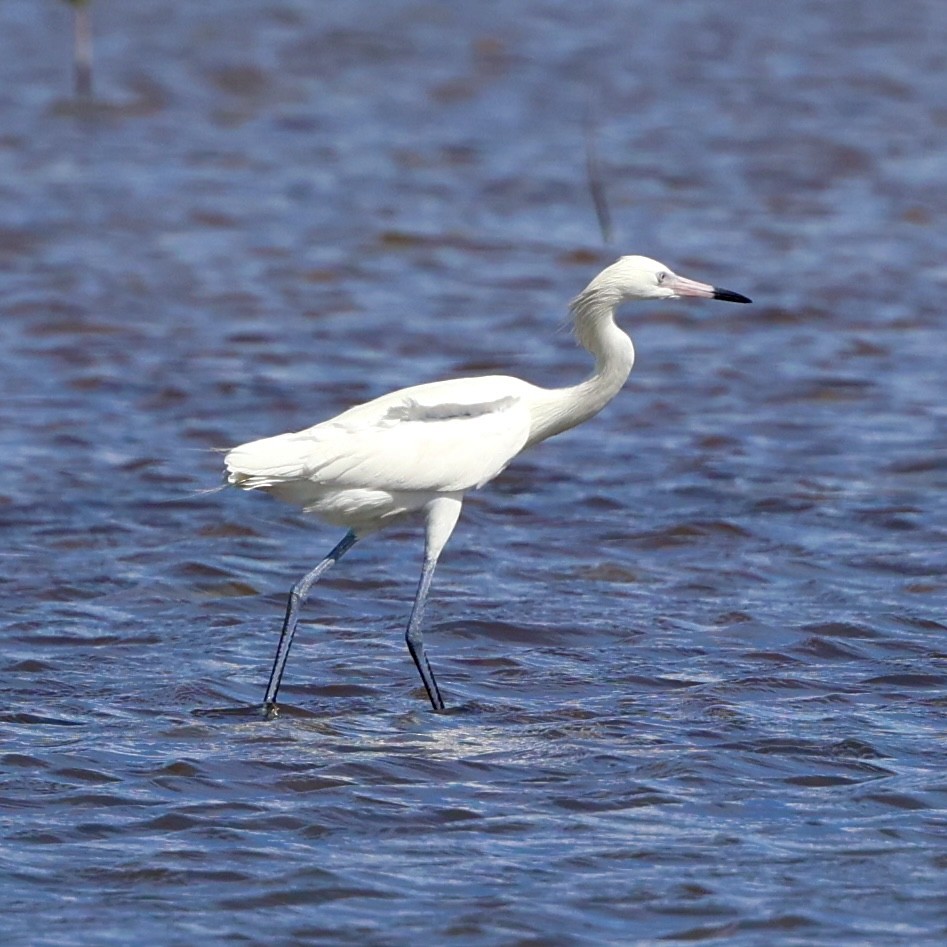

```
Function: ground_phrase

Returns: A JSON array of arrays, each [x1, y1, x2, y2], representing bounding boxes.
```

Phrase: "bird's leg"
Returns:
[[405, 496, 462, 711], [405, 557, 444, 710], [263, 529, 358, 714]]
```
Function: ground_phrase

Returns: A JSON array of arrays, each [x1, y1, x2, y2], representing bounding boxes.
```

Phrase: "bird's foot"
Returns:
[[261, 701, 280, 720]]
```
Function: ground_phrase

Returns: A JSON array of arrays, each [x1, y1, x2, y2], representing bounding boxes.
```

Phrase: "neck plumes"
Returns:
[[527, 284, 635, 446]]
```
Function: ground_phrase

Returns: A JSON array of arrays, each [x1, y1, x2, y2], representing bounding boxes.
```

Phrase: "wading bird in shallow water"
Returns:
[[225, 256, 751, 714]]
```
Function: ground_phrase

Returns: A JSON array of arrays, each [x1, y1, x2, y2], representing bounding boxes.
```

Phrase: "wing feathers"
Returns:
[[226, 391, 530, 495]]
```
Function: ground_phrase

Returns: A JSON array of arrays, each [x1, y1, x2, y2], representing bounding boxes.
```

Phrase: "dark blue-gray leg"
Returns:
[[405, 556, 445, 711], [405, 496, 462, 711], [263, 529, 358, 712]]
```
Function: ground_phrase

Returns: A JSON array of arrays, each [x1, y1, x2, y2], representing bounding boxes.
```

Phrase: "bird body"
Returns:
[[226, 374, 537, 530], [224, 256, 751, 712]]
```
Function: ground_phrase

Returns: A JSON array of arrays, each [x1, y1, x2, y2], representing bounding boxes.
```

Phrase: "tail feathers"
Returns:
[[226, 470, 282, 490], [224, 434, 310, 488]]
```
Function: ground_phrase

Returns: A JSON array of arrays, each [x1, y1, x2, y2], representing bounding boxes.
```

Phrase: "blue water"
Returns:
[[2, 1, 946, 944]]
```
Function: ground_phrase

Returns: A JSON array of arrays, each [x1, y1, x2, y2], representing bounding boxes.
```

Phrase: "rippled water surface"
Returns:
[[2, 1, 946, 944]]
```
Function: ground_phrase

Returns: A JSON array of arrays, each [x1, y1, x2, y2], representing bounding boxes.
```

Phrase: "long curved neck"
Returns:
[[526, 285, 635, 446]]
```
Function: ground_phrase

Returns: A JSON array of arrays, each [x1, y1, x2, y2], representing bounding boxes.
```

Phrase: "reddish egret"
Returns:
[[225, 256, 751, 712]]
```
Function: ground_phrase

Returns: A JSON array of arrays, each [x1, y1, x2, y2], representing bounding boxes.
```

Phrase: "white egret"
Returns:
[[225, 255, 751, 713]]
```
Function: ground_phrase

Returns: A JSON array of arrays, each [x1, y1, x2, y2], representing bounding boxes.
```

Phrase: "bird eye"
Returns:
[[657, 272, 667, 283]]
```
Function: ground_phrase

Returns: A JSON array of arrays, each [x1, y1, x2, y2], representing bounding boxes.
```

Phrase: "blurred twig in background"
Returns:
[[61, 0, 93, 98], [584, 109, 613, 248]]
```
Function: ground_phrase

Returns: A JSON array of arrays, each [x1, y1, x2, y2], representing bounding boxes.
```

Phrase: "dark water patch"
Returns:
[[632, 520, 754, 549], [739, 651, 803, 666], [53, 766, 122, 785], [2, 712, 86, 727], [439, 617, 577, 645], [858, 792, 931, 811], [784, 774, 861, 788], [795, 636, 868, 660], [800, 621, 882, 639], [863, 673, 944, 689]]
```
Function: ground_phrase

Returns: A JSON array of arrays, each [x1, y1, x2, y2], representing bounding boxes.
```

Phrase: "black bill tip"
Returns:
[[713, 287, 752, 304]]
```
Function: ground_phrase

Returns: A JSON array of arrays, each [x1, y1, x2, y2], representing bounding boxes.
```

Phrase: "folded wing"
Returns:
[[226, 391, 532, 496]]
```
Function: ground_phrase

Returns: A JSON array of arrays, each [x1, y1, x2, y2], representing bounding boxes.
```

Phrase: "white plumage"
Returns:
[[223, 255, 751, 713], [226, 377, 536, 527]]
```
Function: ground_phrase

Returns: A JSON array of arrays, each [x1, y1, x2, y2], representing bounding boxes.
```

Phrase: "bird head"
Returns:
[[588, 255, 751, 305]]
